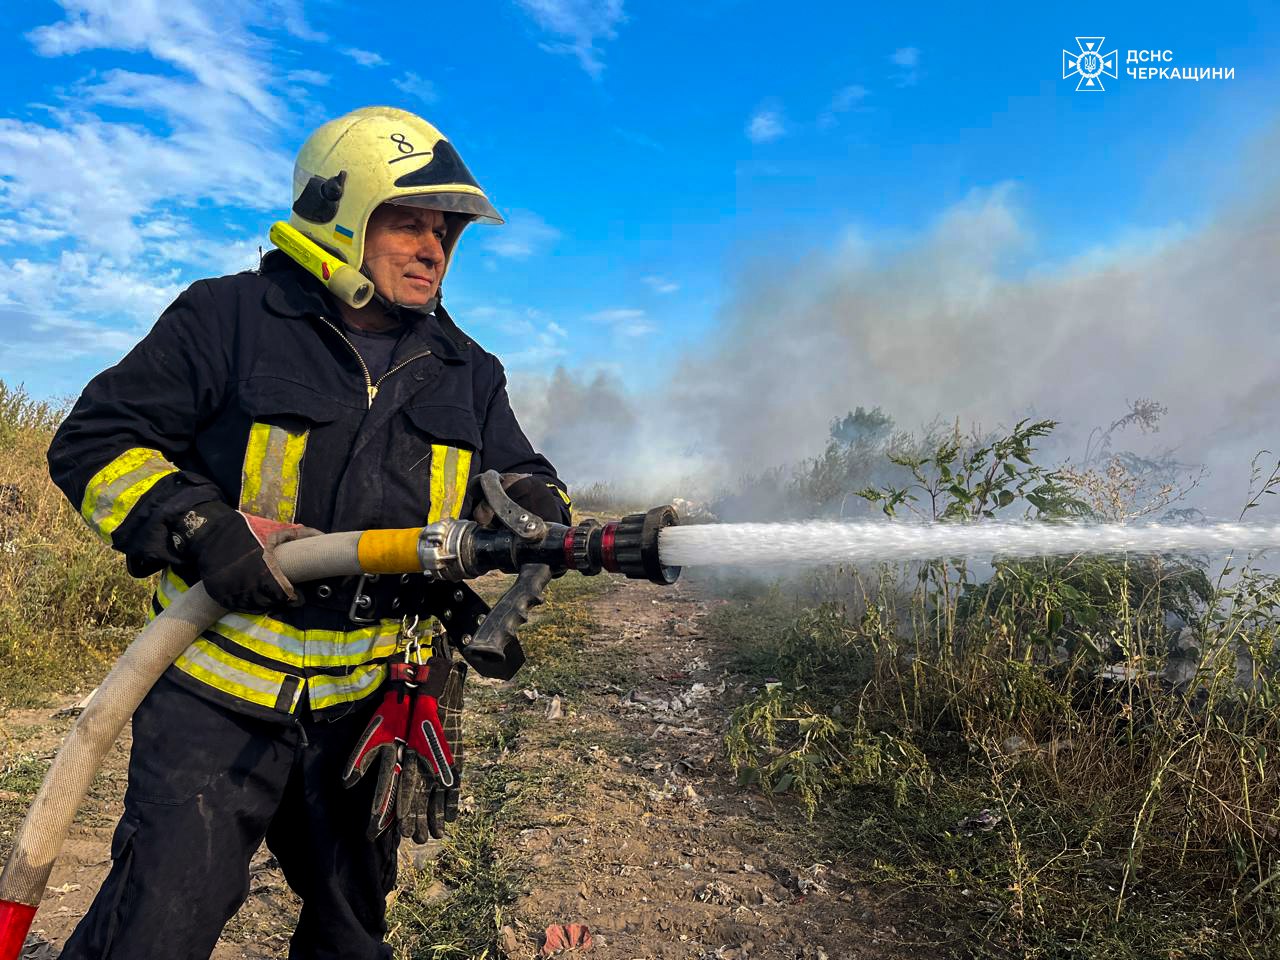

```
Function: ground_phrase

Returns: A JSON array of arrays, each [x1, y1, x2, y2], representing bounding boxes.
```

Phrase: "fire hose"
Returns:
[[0, 472, 679, 956]]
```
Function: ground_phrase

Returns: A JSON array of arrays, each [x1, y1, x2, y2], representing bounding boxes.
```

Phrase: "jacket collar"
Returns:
[[259, 251, 470, 363]]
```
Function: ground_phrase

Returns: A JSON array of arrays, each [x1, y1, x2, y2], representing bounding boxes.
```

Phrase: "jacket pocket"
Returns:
[[236, 376, 342, 522], [402, 404, 482, 522], [238, 375, 343, 426], [403, 403, 482, 450]]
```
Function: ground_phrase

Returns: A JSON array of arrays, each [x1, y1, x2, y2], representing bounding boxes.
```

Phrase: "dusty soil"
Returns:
[[4, 576, 931, 959]]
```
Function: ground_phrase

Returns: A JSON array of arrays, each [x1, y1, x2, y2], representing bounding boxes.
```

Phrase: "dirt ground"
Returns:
[[5, 575, 932, 959]]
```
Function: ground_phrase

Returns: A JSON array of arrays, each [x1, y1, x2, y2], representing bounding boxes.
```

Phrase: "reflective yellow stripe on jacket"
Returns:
[[428, 444, 472, 522], [240, 422, 308, 521], [80, 447, 178, 541], [155, 436, 469, 715], [155, 571, 413, 714]]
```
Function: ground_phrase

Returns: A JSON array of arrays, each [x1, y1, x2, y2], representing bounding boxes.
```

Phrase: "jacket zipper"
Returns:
[[319, 316, 432, 408]]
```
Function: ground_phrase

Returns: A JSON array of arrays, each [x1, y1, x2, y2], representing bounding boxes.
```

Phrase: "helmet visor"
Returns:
[[389, 190, 504, 225]]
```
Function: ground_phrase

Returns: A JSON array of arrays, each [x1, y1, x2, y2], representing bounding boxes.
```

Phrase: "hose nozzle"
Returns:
[[420, 506, 681, 585]]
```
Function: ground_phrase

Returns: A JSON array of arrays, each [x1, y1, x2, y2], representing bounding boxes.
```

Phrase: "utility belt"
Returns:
[[158, 568, 489, 722], [301, 573, 418, 623], [301, 572, 492, 634]]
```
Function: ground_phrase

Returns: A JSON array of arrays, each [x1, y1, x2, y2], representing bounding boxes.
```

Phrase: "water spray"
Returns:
[[657, 519, 1280, 569]]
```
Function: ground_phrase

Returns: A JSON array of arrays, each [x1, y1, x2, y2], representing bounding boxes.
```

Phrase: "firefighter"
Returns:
[[47, 106, 570, 960]]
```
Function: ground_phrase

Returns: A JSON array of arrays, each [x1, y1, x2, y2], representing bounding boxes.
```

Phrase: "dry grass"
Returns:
[[0, 382, 152, 708]]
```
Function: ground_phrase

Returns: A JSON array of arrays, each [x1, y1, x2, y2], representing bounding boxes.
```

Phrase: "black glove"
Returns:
[[170, 501, 315, 612], [470, 472, 571, 527]]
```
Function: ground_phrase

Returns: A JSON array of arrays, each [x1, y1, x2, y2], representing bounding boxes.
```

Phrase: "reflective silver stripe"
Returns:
[[157, 570, 401, 668], [80, 447, 178, 540], [240, 422, 308, 522], [173, 640, 290, 708], [309, 664, 387, 710]]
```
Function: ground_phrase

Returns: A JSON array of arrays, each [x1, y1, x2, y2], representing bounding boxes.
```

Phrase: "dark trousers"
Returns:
[[59, 675, 399, 960]]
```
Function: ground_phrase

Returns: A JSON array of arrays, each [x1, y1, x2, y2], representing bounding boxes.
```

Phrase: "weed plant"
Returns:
[[715, 418, 1280, 959]]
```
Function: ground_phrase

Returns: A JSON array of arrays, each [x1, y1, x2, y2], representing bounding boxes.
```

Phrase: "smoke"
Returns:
[[512, 177, 1280, 518]]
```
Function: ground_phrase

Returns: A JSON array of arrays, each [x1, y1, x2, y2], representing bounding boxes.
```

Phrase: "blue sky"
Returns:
[[1, 0, 1277, 407]]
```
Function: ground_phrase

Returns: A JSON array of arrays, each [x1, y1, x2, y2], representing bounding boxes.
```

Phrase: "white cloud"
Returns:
[[0, 248, 186, 366], [818, 84, 870, 129], [392, 71, 439, 105], [482, 210, 560, 259], [829, 84, 868, 113], [747, 108, 785, 143], [287, 69, 329, 86], [890, 47, 920, 68], [588, 307, 654, 337], [28, 0, 285, 121], [890, 46, 921, 86], [514, 0, 626, 79], [613, 127, 663, 151], [643, 275, 679, 294], [0, 0, 312, 368], [344, 47, 387, 67]]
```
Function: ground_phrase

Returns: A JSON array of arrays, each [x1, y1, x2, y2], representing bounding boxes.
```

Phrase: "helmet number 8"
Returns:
[[390, 133, 415, 154]]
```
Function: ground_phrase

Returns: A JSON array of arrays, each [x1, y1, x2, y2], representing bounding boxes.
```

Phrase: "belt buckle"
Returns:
[[348, 573, 378, 624]]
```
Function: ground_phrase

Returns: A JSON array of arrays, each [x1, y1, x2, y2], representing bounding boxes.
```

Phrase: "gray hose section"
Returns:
[[0, 531, 365, 906]]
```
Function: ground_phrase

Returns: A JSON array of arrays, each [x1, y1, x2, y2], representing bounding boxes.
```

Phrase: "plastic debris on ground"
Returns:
[[541, 921, 593, 955], [956, 808, 1003, 834]]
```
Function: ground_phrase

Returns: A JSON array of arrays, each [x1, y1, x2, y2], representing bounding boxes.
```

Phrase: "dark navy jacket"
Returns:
[[49, 251, 567, 574]]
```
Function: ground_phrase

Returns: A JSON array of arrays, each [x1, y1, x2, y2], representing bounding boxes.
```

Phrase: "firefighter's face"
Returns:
[[362, 204, 448, 307]]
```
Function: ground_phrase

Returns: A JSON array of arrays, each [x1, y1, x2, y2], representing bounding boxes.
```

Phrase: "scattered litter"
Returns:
[[499, 925, 522, 957], [20, 940, 56, 960], [46, 882, 80, 895], [624, 690, 667, 708], [647, 780, 700, 804], [53, 688, 97, 718], [795, 864, 829, 896], [956, 809, 1003, 834], [623, 681, 725, 720], [522, 688, 541, 702], [541, 921, 593, 955], [1000, 735, 1031, 756], [698, 879, 736, 905], [545, 695, 564, 720]]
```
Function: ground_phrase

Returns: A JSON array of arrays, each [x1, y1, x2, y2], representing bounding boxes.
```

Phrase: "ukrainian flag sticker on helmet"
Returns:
[[332, 224, 354, 246]]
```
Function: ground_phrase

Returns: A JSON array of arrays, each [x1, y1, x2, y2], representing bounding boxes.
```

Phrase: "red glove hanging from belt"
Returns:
[[342, 622, 460, 841]]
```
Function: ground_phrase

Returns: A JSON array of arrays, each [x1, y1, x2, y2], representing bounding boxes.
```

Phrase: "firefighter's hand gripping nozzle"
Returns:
[[422, 471, 680, 680]]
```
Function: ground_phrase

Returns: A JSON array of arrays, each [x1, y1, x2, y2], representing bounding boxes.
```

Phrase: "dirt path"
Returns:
[[485, 576, 918, 960], [4, 575, 923, 959]]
